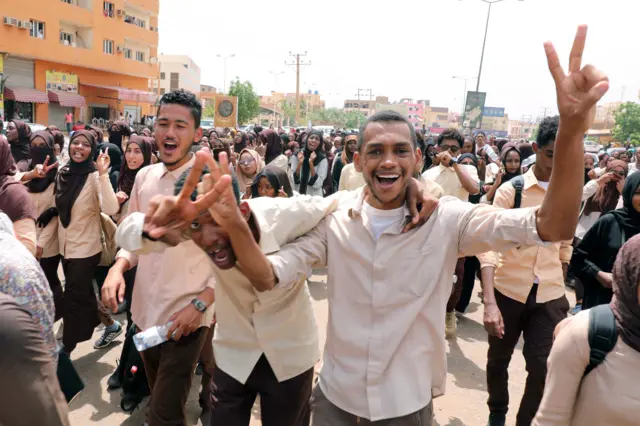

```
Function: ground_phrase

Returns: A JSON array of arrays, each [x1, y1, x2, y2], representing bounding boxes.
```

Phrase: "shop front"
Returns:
[[45, 71, 86, 129], [2, 56, 48, 123]]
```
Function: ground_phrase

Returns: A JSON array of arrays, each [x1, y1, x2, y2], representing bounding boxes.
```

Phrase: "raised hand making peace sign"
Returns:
[[544, 25, 609, 134], [28, 155, 58, 180], [96, 147, 111, 176]]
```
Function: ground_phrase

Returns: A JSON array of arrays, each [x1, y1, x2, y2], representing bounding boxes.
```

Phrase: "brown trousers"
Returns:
[[209, 354, 314, 426], [140, 326, 209, 426], [310, 386, 433, 426], [486, 285, 569, 426], [61, 253, 101, 352], [0, 293, 69, 426]]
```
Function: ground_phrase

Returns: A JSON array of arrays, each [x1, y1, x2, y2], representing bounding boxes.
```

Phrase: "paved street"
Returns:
[[67, 270, 575, 426]]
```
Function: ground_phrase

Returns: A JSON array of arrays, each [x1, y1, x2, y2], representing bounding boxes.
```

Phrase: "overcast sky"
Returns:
[[158, 0, 639, 120]]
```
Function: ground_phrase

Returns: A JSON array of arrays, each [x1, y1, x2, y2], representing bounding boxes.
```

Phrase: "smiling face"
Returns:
[[69, 135, 93, 163], [504, 150, 521, 174], [188, 203, 254, 269], [155, 104, 201, 169], [354, 121, 418, 210], [125, 143, 145, 170], [257, 176, 276, 197], [6, 122, 18, 143], [238, 152, 257, 177], [306, 134, 321, 151]]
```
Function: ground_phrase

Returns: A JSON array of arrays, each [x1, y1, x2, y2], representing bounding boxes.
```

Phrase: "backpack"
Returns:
[[583, 304, 618, 377], [510, 175, 525, 209]]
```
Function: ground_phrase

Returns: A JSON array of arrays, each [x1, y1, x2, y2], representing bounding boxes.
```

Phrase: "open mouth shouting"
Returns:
[[162, 140, 179, 156], [374, 172, 401, 190], [205, 241, 236, 269]]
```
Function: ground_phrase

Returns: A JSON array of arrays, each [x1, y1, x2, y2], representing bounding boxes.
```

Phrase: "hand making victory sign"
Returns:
[[29, 155, 58, 180], [544, 25, 609, 134]]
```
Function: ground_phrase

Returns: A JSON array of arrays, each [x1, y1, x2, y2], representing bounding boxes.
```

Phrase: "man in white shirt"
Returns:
[[476, 131, 500, 164], [141, 27, 607, 424], [180, 27, 606, 426]]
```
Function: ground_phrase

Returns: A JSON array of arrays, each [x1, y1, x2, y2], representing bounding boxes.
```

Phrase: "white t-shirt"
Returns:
[[537, 180, 549, 191], [361, 202, 405, 240]]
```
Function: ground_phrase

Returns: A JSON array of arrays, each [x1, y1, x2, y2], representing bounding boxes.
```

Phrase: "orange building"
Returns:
[[0, 0, 159, 130]]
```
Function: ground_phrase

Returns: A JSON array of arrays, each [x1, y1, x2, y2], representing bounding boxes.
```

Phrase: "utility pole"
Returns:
[[356, 88, 373, 128], [285, 52, 310, 126]]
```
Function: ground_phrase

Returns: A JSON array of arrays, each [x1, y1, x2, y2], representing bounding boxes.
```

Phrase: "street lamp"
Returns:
[[216, 53, 236, 94], [460, 0, 523, 92], [269, 71, 285, 126]]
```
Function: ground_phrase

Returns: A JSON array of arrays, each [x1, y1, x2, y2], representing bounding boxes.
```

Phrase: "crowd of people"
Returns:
[[0, 25, 639, 426]]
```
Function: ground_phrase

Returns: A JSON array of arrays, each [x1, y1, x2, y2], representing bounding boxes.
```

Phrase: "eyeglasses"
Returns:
[[612, 170, 626, 177], [238, 158, 255, 166], [441, 144, 460, 153]]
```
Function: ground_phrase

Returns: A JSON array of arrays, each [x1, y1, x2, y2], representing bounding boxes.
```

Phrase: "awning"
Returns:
[[3, 87, 49, 104], [80, 83, 158, 104], [48, 91, 86, 107]]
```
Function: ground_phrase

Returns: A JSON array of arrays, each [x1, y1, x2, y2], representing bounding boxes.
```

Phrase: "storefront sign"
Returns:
[[46, 71, 78, 93], [214, 95, 238, 128], [0, 55, 4, 121]]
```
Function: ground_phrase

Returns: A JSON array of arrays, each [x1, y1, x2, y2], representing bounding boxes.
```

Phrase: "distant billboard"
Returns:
[[463, 91, 486, 129], [483, 107, 505, 117]]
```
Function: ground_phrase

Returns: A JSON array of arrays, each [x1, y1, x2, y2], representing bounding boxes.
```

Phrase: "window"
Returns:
[[137, 20, 145, 29], [160, 72, 165, 80], [103, 1, 114, 17], [135, 51, 145, 62], [61, 0, 73, 3], [124, 48, 132, 59], [103, 39, 114, 54], [30, 20, 45, 39], [60, 31, 73, 45]]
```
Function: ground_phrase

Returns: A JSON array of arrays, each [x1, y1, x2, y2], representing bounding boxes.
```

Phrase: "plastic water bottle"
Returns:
[[132, 321, 174, 352]]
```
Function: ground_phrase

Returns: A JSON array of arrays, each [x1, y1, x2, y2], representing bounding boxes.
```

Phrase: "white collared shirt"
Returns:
[[268, 190, 547, 421]]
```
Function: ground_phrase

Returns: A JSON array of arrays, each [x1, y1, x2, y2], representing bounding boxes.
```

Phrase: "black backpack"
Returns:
[[510, 175, 525, 209], [583, 304, 618, 377]]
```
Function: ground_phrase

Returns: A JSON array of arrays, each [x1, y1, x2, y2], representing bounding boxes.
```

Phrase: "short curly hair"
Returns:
[[536, 116, 559, 148], [437, 128, 464, 148], [157, 89, 202, 129]]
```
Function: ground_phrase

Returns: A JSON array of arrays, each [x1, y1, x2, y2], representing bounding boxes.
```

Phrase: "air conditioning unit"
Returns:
[[116, 9, 124, 17], [4, 17, 18, 27], [3, 17, 10, 26], [19, 20, 31, 30]]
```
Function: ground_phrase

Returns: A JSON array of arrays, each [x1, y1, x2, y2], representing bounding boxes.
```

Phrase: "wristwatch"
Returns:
[[448, 157, 458, 167], [191, 298, 207, 313]]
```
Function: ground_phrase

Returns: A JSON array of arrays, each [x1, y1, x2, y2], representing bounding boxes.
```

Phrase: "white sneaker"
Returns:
[[445, 312, 457, 339]]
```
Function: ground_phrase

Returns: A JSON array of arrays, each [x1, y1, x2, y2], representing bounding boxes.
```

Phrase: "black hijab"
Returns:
[[55, 130, 97, 228], [9, 120, 32, 169], [261, 129, 283, 165], [251, 165, 294, 198], [28, 131, 58, 193], [607, 172, 640, 239], [117, 136, 152, 197], [499, 143, 522, 184], [296, 129, 326, 195]]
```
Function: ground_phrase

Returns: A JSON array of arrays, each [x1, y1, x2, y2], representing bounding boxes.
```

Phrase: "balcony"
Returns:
[[124, 0, 159, 16], [59, 21, 93, 50]]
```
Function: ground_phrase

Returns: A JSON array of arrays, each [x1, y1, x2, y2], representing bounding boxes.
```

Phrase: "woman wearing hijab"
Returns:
[[15, 131, 64, 320], [331, 132, 357, 193], [5, 119, 32, 172], [55, 130, 121, 354], [572, 173, 640, 310], [233, 131, 247, 154], [0, 139, 37, 254], [114, 135, 152, 221], [237, 148, 265, 198], [250, 164, 294, 198], [108, 120, 132, 153], [533, 234, 640, 426], [260, 128, 285, 166], [48, 128, 67, 167], [93, 125, 123, 192], [484, 143, 522, 204], [291, 129, 328, 196]]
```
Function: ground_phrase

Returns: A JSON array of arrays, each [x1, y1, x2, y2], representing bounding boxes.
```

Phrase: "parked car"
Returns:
[[200, 119, 214, 132], [583, 140, 603, 153]]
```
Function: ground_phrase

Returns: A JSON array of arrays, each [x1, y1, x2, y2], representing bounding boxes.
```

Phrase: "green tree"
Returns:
[[203, 102, 215, 119], [344, 110, 368, 129], [228, 78, 260, 125], [613, 102, 640, 145]]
